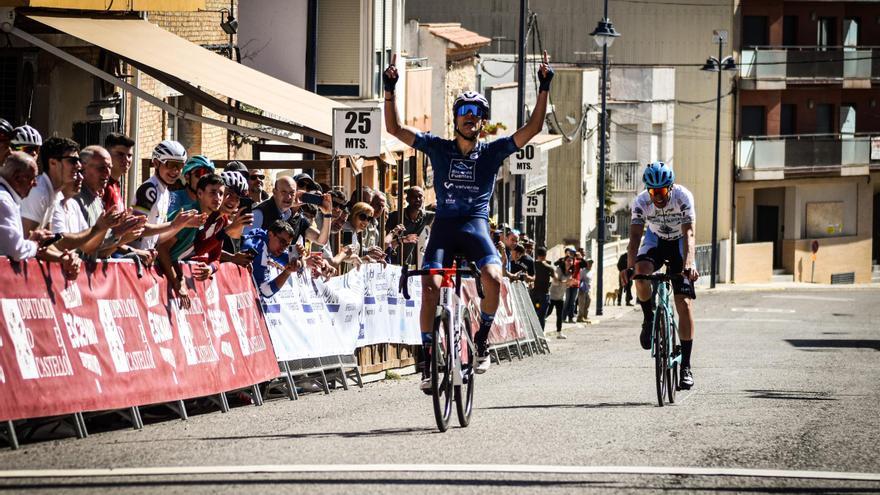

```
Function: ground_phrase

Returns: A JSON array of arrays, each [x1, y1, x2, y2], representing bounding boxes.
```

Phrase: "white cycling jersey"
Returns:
[[630, 184, 696, 241], [130, 175, 170, 250]]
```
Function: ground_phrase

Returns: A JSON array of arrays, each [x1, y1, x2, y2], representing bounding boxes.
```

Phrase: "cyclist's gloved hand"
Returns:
[[538, 49, 554, 92], [383, 54, 399, 93]]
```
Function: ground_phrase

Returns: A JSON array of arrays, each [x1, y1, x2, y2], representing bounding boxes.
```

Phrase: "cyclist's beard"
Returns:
[[454, 123, 480, 142]]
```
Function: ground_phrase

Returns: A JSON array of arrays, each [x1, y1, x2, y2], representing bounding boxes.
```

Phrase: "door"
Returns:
[[843, 18, 859, 49], [816, 104, 834, 134], [755, 205, 781, 268], [817, 17, 837, 49], [780, 104, 796, 135], [840, 104, 856, 137]]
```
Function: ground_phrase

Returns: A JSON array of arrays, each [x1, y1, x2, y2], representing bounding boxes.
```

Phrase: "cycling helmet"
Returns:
[[182, 154, 215, 176], [0, 118, 13, 139], [220, 170, 249, 197], [151, 139, 187, 163], [643, 161, 674, 189], [452, 91, 490, 119], [11, 125, 42, 147]]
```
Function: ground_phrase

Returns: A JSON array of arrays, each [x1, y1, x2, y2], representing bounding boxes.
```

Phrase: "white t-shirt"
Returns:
[[130, 175, 171, 250], [19, 173, 61, 229], [50, 196, 90, 235], [630, 185, 696, 241]]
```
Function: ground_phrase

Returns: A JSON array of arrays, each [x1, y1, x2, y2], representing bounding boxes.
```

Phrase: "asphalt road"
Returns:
[[1, 287, 879, 494]]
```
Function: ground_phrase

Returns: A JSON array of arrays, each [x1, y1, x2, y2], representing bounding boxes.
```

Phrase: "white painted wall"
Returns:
[[238, 0, 308, 89]]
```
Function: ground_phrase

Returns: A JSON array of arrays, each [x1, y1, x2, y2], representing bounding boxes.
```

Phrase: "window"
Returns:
[[840, 104, 856, 135], [843, 18, 860, 47], [783, 16, 798, 46], [817, 17, 837, 48], [743, 16, 768, 47], [780, 104, 796, 135], [815, 103, 834, 134], [741, 106, 766, 137]]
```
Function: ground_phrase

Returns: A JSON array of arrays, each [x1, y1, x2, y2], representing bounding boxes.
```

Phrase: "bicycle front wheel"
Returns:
[[431, 310, 454, 432], [667, 317, 679, 404], [654, 306, 668, 407], [455, 310, 475, 427]]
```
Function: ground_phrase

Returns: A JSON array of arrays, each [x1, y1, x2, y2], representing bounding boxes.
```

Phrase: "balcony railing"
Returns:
[[738, 134, 879, 170], [608, 161, 641, 192], [740, 47, 877, 82]]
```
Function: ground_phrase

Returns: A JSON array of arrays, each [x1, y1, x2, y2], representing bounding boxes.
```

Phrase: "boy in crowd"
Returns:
[[170, 155, 214, 212], [242, 220, 303, 299], [103, 133, 134, 212]]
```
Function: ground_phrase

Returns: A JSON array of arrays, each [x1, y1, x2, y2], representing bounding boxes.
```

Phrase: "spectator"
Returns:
[[0, 118, 13, 163], [130, 140, 203, 251], [385, 186, 433, 266], [616, 252, 634, 306], [520, 239, 536, 276], [530, 246, 554, 330], [339, 201, 382, 266], [315, 189, 348, 266], [9, 125, 42, 160], [577, 258, 594, 324], [217, 170, 253, 262], [247, 168, 269, 204], [242, 219, 303, 298], [562, 246, 580, 323], [0, 152, 81, 280], [547, 256, 571, 339], [509, 244, 535, 284], [364, 190, 386, 251], [171, 155, 214, 212], [347, 186, 373, 211], [20, 136, 80, 237], [103, 133, 134, 212], [223, 161, 252, 212], [294, 172, 321, 193], [248, 175, 296, 233]]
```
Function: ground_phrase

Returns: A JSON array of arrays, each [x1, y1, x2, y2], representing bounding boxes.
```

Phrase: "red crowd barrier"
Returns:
[[0, 259, 278, 422]]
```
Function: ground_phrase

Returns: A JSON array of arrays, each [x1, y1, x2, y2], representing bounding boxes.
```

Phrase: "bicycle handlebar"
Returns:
[[399, 263, 485, 300]]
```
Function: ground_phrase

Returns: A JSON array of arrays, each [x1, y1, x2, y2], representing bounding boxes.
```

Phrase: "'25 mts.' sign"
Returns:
[[333, 108, 381, 157]]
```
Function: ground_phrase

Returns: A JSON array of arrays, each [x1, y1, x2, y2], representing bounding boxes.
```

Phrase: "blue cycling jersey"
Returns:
[[242, 229, 293, 299], [412, 133, 518, 219]]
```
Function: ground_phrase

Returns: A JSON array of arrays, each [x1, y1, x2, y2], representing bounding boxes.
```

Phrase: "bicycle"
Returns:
[[400, 256, 484, 432], [633, 273, 682, 407]]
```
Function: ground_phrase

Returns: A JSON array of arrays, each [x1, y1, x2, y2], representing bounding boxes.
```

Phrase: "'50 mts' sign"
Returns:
[[510, 144, 540, 175], [333, 108, 381, 157]]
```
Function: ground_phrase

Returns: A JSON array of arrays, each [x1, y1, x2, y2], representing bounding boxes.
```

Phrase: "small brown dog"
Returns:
[[605, 289, 620, 306]]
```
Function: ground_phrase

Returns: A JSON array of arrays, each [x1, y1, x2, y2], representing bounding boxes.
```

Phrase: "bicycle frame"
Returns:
[[436, 271, 468, 387], [650, 279, 681, 371]]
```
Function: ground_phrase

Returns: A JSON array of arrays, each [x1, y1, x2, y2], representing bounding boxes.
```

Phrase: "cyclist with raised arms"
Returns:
[[384, 52, 554, 390], [622, 162, 700, 390]]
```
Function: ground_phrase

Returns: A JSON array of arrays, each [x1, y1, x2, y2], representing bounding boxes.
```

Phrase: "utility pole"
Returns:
[[514, 0, 527, 232]]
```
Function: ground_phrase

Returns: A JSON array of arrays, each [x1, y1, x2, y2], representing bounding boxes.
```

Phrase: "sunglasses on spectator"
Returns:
[[357, 213, 373, 222], [60, 156, 82, 166], [455, 104, 487, 119], [648, 187, 670, 198], [191, 168, 211, 179], [249, 174, 265, 180], [15, 145, 40, 154]]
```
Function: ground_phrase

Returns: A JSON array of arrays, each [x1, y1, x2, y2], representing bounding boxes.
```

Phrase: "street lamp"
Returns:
[[701, 30, 736, 289], [590, 0, 619, 317]]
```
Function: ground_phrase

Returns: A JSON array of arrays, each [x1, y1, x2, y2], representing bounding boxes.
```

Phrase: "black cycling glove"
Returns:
[[538, 66, 554, 92], [383, 70, 398, 93]]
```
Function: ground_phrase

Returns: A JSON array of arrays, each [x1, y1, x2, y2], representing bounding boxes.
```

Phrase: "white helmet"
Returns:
[[151, 140, 187, 163], [11, 125, 42, 147], [452, 91, 490, 119]]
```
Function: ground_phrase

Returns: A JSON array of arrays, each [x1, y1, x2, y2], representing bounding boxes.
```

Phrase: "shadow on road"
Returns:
[[196, 427, 436, 442], [480, 402, 652, 411], [744, 390, 837, 401], [785, 339, 880, 352]]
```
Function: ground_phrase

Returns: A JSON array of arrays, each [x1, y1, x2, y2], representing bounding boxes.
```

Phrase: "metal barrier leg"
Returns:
[[3, 421, 19, 450], [251, 385, 264, 406], [73, 413, 87, 439], [512, 340, 523, 360], [318, 369, 331, 395], [130, 407, 143, 429], [281, 361, 298, 400], [167, 400, 188, 420], [335, 356, 350, 391]]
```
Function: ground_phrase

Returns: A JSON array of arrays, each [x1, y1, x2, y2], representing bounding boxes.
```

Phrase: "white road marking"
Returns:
[[731, 308, 796, 314], [0, 464, 878, 482], [695, 318, 803, 323], [764, 295, 853, 302], [675, 389, 699, 405]]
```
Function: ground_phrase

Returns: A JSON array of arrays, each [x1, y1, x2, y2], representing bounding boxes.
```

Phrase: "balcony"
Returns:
[[739, 47, 877, 89], [737, 134, 880, 180], [608, 161, 641, 193]]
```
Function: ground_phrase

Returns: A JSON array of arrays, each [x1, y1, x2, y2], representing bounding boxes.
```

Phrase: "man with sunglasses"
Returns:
[[247, 169, 269, 205], [20, 136, 79, 238], [384, 51, 554, 385], [9, 125, 42, 160], [623, 161, 700, 390], [171, 155, 215, 213]]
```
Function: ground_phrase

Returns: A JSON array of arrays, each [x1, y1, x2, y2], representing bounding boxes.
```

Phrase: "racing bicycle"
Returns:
[[400, 257, 484, 432], [633, 273, 682, 407]]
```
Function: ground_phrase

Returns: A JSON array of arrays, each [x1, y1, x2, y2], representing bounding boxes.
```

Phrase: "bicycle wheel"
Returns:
[[431, 311, 454, 432], [654, 306, 668, 407], [455, 310, 475, 427], [667, 316, 679, 404]]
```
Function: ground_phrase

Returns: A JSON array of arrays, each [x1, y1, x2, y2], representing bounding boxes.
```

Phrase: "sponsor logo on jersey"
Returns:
[[448, 159, 476, 182]]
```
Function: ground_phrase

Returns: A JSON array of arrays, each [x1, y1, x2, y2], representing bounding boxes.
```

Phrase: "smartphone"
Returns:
[[242, 248, 258, 257], [300, 192, 324, 206], [39, 233, 63, 248]]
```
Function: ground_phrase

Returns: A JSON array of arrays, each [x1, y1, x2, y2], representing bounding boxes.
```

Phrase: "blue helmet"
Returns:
[[643, 161, 674, 189]]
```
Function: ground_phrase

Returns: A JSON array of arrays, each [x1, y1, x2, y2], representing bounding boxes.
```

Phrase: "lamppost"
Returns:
[[590, 1, 619, 316], [700, 30, 736, 289]]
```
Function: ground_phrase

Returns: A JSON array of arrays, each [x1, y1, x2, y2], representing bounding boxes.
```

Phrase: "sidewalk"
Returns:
[[700, 281, 880, 292]]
